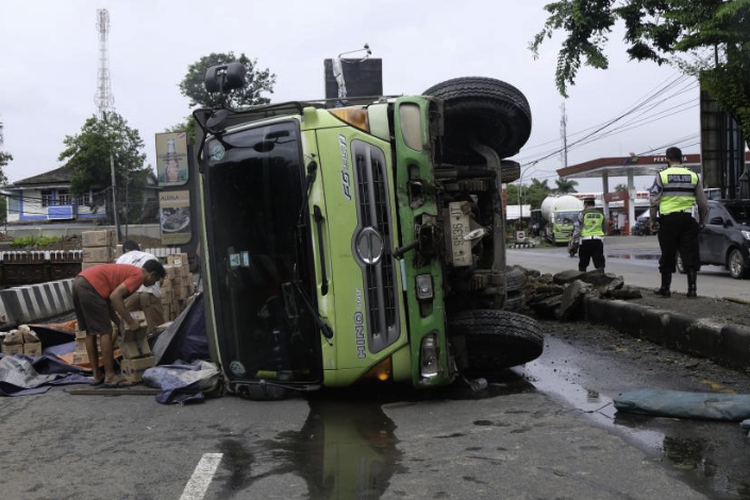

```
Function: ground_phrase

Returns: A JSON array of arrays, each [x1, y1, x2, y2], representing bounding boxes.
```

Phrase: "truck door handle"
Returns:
[[313, 206, 329, 296]]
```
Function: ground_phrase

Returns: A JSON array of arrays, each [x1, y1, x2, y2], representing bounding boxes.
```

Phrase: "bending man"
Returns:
[[72, 260, 166, 386]]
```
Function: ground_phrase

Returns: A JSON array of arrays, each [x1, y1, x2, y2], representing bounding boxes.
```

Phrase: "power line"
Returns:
[[517, 74, 697, 169]]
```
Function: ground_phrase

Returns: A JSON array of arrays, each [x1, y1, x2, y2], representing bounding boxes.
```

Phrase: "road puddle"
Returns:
[[521, 336, 750, 499], [218, 398, 403, 499]]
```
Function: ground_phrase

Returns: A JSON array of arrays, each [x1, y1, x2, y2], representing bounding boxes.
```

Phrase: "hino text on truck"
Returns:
[[193, 63, 544, 399]]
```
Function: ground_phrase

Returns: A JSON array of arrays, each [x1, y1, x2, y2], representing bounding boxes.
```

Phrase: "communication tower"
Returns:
[[94, 9, 115, 116]]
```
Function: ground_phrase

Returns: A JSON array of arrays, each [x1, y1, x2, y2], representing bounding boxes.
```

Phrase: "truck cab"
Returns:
[[194, 64, 543, 398]]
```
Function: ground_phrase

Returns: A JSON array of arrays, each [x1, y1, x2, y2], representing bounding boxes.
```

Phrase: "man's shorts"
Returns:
[[72, 276, 112, 336]]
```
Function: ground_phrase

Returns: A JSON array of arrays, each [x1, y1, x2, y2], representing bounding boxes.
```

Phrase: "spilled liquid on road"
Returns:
[[522, 335, 750, 500]]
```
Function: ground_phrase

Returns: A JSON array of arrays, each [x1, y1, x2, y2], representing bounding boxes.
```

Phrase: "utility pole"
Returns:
[[560, 101, 568, 169], [110, 152, 119, 239]]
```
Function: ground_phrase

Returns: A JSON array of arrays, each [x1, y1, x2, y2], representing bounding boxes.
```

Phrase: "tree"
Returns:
[[179, 52, 276, 109], [58, 112, 149, 219], [530, 0, 750, 147], [614, 183, 628, 192], [508, 178, 552, 210], [555, 177, 579, 193], [0, 119, 11, 186]]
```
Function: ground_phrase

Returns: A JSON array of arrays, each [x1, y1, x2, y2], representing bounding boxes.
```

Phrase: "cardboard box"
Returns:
[[75, 338, 88, 353], [82, 246, 115, 263], [72, 352, 90, 365], [82, 230, 115, 248], [2, 343, 24, 355], [121, 356, 156, 383], [2, 330, 24, 345], [121, 356, 156, 373], [120, 327, 151, 359], [20, 328, 39, 343], [167, 253, 189, 267], [23, 342, 42, 356]]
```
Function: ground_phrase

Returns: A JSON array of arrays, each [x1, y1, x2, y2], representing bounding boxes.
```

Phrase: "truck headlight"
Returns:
[[420, 333, 439, 379], [416, 274, 434, 301], [742, 230, 750, 241]]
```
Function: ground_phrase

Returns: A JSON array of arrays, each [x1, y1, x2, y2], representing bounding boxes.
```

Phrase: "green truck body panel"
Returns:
[[198, 98, 454, 391]]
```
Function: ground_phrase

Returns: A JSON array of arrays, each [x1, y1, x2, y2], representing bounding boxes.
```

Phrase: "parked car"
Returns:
[[677, 199, 750, 279]]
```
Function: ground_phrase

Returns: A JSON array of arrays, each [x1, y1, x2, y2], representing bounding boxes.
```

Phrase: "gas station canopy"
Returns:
[[557, 154, 702, 180]]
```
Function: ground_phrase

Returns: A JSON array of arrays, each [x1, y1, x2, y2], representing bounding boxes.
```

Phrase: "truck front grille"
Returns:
[[352, 140, 400, 353]]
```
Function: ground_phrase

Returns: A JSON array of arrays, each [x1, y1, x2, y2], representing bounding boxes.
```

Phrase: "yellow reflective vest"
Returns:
[[581, 209, 604, 237], [659, 167, 698, 215]]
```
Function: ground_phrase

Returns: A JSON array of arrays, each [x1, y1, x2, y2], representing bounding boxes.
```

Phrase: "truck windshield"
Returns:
[[555, 211, 579, 225], [205, 121, 320, 383]]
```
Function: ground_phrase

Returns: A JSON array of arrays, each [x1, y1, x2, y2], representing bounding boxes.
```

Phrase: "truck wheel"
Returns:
[[449, 309, 543, 370], [424, 77, 532, 164], [500, 160, 521, 183], [728, 248, 749, 279]]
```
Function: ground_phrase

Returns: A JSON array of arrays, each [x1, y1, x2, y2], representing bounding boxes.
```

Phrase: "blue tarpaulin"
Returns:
[[143, 360, 220, 404], [0, 354, 90, 396], [614, 389, 750, 421]]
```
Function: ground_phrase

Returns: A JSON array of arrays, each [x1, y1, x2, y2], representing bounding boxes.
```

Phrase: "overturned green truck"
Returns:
[[194, 63, 543, 398]]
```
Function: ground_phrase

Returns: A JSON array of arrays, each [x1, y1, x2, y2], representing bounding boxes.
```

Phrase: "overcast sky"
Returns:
[[0, 0, 702, 191]]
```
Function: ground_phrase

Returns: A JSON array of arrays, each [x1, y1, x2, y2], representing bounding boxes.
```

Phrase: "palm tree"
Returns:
[[555, 177, 578, 194]]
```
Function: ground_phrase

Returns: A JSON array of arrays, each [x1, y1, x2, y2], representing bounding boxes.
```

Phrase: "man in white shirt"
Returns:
[[116, 240, 164, 335]]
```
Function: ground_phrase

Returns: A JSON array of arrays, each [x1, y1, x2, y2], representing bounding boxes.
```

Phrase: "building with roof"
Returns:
[[1, 165, 159, 225]]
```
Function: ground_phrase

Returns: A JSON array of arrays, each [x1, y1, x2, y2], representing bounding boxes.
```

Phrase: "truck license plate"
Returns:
[[449, 202, 472, 267]]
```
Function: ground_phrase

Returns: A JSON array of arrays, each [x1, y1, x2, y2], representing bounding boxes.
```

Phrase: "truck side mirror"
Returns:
[[204, 62, 246, 94]]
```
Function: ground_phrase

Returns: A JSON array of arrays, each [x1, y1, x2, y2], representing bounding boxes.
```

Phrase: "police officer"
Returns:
[[649, 147, 708, 297], [571, 196, 606, 272]]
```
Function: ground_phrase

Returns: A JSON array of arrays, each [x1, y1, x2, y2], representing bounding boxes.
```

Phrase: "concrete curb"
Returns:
[[0, 278, 75, 329], [584, 297, 750, 373]]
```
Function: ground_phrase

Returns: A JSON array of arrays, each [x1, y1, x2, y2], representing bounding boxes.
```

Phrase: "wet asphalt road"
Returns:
[[2, 316, 750, 500]]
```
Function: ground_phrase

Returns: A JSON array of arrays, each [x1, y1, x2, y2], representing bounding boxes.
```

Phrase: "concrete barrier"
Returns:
[[0, 278, 75, 329], [584, 296, 750, 373]]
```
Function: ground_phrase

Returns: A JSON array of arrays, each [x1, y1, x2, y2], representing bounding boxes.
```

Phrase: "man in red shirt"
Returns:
[[73, 260, 166, 386]]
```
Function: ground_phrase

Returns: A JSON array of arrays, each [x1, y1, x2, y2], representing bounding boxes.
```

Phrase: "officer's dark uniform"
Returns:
[[572, 200, 605, 272], [649, 157, 708, 297]]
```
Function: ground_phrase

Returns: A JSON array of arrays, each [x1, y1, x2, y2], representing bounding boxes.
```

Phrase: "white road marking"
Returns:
[[179, 453, 223, 500]]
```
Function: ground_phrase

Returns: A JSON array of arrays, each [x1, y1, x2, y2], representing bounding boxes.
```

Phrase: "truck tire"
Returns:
[[504, 290, 525, 311], [449, 309, 543, 370], [500, 160, 521, 183], [423, 77, 532, 164], [506, 266, 527, 292]]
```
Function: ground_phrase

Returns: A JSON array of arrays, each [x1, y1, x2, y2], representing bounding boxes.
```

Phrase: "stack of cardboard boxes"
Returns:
[[81, 229, 117, 270], [1, 325, 42, 356], [161, 253, 195, 322], [119, 311, 156, 383], [72, 322, 120, 365]]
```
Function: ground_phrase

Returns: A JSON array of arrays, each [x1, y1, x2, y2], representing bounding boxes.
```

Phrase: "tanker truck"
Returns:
[[541, 195, 584, 245]]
